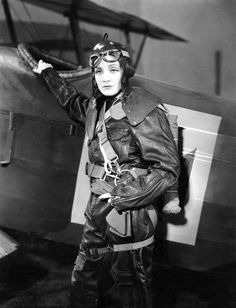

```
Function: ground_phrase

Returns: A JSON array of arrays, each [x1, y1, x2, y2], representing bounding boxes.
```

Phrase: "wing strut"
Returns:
[[134, 33, 147, 70], [2, 0, 18, 44], [69, 1, 85, 67], [124, 29, 133, 60]]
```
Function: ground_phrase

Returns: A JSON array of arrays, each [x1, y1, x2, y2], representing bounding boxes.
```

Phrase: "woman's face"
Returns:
[[94, 58, 123, 96]]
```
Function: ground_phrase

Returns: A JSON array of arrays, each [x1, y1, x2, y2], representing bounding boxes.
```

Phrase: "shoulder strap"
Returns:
[[104, 101, 126, 122], [97, 102, 121, 176], [85, 98, 97, 143]]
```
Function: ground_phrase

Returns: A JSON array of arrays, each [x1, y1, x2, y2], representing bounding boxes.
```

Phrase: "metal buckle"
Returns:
[[113, 168, 134, 186], [89, 245, 114, 256], [103, 154, 120, 174]]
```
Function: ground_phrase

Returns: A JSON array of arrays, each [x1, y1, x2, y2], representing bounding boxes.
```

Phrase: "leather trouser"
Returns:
[[70, 194, 155, 308]]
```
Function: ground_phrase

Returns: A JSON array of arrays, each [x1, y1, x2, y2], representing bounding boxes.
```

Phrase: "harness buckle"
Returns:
[[103, 156, 122, 186]]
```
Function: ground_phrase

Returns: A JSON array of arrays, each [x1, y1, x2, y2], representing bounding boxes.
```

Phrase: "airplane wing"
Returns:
[[17, 0, 186, 41]]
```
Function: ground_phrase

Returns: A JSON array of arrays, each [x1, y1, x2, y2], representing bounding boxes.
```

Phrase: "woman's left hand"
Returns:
[[91, 193, 112, 229]]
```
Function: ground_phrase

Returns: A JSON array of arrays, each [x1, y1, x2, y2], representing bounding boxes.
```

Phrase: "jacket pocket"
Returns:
[[108, 126, 129, 142], [107, 126, 130, 159]]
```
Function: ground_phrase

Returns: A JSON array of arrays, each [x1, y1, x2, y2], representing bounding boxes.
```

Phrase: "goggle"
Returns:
[[89, 49, 130, 67]]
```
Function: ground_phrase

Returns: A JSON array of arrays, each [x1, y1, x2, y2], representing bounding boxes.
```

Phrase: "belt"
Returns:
[[89, 235, 154, 256]]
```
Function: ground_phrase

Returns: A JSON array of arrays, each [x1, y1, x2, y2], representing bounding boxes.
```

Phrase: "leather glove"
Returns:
[[33, 60, 53, 74]]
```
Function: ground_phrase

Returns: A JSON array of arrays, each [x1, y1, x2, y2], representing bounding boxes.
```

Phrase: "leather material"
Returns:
[[41, 69, 180, 308], [122, 86, 163, 126]]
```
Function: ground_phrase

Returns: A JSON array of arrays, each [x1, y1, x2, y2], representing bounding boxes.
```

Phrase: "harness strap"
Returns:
[[104, 101, 126, 121], [97, 102, 120, 174], [86, 162, 106, 179], [86, 163, 148, 179], [89, 235, 154, 256]]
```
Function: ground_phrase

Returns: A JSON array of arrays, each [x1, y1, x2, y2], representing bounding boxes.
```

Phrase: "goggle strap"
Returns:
[[121, 50, 130, 58]]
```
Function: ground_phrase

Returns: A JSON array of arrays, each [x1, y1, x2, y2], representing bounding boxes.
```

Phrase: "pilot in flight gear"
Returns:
[[33, 34, 180, 308]]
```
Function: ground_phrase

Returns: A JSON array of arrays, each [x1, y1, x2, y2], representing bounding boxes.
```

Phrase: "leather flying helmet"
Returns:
[[90, 34, 135, 79]]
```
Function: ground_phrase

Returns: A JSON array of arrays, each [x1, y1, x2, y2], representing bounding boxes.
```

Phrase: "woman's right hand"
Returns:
[[33, 60, 53, 74]]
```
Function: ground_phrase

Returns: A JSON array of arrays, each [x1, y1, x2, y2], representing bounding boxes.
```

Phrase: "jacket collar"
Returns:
[[122, 87, 163, 126], [85, 86, 164, 141]]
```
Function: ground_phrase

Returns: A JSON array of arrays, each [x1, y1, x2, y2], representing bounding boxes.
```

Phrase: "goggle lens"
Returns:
[[89, 50, 126, 67]]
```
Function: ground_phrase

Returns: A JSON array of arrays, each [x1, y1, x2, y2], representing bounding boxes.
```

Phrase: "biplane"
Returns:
[[0, 0, 235, 272]]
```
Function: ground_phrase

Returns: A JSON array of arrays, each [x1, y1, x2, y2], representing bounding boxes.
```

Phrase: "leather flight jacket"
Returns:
[[42, 67, 180, 240]]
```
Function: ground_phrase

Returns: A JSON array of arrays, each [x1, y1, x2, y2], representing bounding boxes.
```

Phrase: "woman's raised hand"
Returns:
[[33, 60, 53, 74]]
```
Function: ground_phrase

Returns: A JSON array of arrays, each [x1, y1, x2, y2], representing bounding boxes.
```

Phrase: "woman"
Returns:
[[33, 36, 180, 308]]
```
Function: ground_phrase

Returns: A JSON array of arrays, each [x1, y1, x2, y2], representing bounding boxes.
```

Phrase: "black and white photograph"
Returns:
[[0, 0, 235, 307]]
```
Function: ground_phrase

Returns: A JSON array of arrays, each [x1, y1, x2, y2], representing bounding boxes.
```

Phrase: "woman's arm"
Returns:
[[34, 61, 90, 128], [110, 107, 180, 212]]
